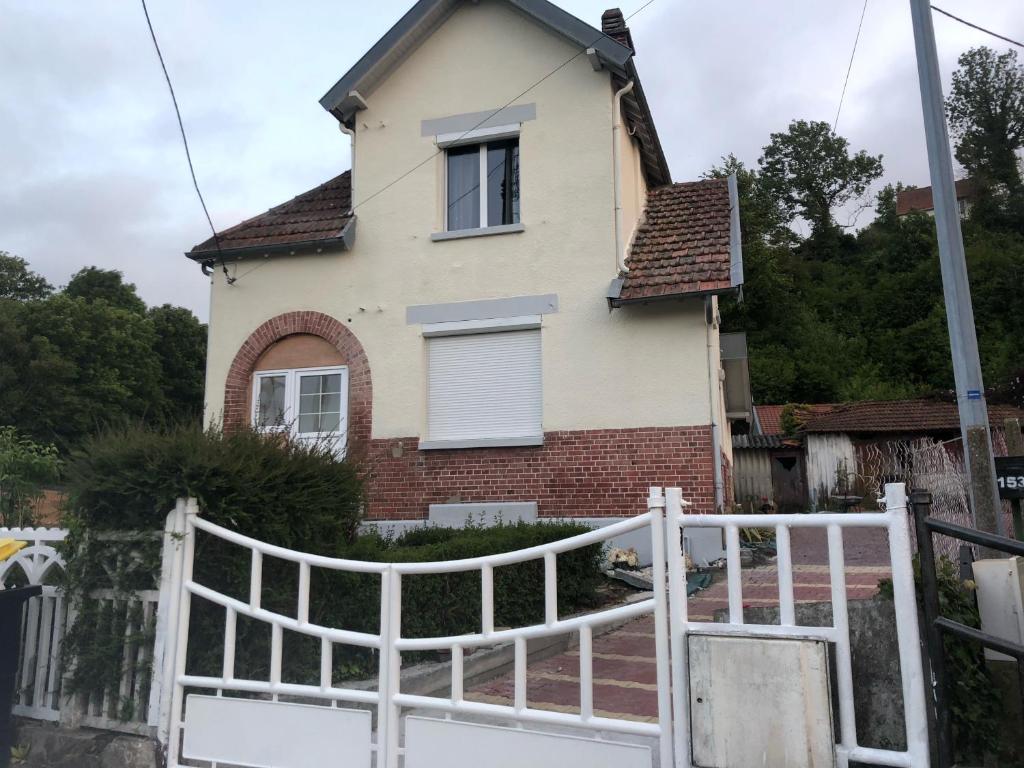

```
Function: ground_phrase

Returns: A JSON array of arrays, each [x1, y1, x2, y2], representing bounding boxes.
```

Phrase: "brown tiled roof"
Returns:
[[618, 178, 735, 301], [802, 399, 1024, 434], [755, 405, 784, 436], [755, 404, 837, 436], [189, 171, 352, 258], [895, 179, 976, 216]]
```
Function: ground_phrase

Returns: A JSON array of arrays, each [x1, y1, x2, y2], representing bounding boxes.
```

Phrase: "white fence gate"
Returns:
[[0, 523, 173, 734], [160, 484, 929, 768]]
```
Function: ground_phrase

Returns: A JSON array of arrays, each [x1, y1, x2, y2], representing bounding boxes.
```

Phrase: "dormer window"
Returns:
[[445, 138, 520, 232]]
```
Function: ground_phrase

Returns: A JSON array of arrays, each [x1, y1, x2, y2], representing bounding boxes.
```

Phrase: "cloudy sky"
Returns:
[[1, 0, 1019, 320]]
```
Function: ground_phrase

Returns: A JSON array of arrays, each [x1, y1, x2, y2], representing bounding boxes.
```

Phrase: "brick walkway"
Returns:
[[467, 526, 892, 722]]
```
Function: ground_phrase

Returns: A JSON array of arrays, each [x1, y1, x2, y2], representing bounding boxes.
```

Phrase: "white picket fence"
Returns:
[[0, 523, 172, 735]]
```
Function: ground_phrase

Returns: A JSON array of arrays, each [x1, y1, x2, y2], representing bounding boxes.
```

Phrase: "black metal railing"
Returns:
[[911, 489, 1024, 768]]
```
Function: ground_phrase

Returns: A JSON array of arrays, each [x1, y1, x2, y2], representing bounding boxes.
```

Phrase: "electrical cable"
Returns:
[[834, 0, 869, 132], [931, 5, 1023, 49], [140, 0, 234, 283]]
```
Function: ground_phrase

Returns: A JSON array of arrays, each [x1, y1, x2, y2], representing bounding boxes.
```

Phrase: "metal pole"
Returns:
[[911, 489, 953, 768], [907, 0, 1004, 538]]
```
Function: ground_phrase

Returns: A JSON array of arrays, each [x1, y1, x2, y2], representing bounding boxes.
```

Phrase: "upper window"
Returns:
[[446, 139, 520, 232], [253, 366, 348, 456]]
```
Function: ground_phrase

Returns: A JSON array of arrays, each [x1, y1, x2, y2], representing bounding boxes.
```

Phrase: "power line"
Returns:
[[931, 5, 1023, 49], [834, 0, 869, 132], [351, 0, 660, 215], [139, 0, 234, 283]]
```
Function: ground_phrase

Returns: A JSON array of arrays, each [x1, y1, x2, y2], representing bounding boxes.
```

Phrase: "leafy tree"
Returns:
[[0, 295, 163, 451], [149, 304, 207, 421], [758, 120, 883, 241], [0, 426, 61, 527], [946, 47, 1024, 192], [65, 266, 147, 314], [0, 251, 52, 301]]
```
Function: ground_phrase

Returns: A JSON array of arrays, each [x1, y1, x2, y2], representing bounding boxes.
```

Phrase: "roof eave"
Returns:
[[186, 217, 356, 263], [319, 0, 633, 120], [607, 282, 741, 309]]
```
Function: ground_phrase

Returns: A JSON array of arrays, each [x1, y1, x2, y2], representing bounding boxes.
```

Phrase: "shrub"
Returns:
[[61, 422, 366, 701], [64, 422, 364, 545]]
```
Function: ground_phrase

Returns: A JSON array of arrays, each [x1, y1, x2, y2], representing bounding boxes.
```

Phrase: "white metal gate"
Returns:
[[160, 484, 929, 768]]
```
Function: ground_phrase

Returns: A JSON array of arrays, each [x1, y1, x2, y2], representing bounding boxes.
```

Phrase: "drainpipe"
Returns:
[[339, 122, 355, 203], [612, 80, 634, 273], [705, 296, 725, 512]]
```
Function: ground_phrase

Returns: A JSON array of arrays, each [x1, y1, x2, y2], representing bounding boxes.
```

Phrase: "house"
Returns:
[[187, 0, 743, 541], [896, 179, 976, 218], [733, 399, 1024, 512]]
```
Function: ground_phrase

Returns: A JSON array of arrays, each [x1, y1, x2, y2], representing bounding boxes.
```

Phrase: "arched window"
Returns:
[[251, 334, 348, 456]]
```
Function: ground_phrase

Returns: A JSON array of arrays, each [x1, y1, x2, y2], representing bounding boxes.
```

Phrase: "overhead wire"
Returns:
[[139, 0, 234, 283], [834, 0, 869, 133], [931, 5, 1023, 49]]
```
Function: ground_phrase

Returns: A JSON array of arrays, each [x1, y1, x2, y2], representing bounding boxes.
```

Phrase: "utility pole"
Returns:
[[908, 0, 1004, 539]]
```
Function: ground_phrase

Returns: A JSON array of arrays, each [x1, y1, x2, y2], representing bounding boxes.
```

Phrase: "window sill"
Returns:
[[418, 435, 544, 451], [430, 223, 525, 242]]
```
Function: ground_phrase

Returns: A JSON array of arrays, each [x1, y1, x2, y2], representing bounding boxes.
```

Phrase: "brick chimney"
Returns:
[[601, 8, 634, 52]]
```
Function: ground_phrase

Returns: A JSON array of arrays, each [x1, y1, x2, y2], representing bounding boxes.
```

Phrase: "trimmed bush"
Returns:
[[64, 422, 364, 545]]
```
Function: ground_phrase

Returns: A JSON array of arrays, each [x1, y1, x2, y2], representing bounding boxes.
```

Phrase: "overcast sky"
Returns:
[[1, 0, 1020, 321]]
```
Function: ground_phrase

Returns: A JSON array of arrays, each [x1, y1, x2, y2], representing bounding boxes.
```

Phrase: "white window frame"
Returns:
[[419, 317, 543, 450], [252, 365, 349, 457], [440, 128, 521, 236]]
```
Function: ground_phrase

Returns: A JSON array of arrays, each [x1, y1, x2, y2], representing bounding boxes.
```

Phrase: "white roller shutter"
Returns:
[[427, 329, 542, 442]]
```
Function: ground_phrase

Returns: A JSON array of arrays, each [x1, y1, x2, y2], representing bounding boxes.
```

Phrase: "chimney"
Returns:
[[601, 8, 634, 52]]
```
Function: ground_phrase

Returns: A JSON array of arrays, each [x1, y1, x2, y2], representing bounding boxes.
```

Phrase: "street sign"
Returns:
[[995, 456, 1024, 500]]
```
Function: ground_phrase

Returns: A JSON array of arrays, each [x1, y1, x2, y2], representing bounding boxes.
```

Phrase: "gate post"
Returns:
[[162, 498, 197, 767], [647, 487, 673, 768], [377, 567, 401, 768], [911, 488, 952, 768], [664, 487, 692, 768]]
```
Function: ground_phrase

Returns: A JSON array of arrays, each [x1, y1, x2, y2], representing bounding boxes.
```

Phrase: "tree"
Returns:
[[946, 47, 1024, 192], [0, 251, 52, 300], [64, 266, 147, 314], [758, 120, 883, 241], [149, 304, 207, 421], [0, 295, 163, 450]]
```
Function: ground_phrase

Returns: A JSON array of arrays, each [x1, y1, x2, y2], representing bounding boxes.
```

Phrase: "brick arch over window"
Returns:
[[223, 312, 372, 448]]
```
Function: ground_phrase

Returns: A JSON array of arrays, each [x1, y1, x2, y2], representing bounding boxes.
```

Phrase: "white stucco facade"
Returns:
[[202, 0, 717, 442]]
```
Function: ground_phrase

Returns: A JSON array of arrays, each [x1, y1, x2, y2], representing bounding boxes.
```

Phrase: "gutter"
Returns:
[[186, 218, 356, 264]]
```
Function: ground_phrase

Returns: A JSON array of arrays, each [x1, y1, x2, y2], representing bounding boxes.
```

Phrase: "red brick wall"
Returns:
[[365, 426, 715, 520]]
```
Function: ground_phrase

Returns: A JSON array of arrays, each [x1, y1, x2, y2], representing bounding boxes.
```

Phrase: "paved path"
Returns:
[[467, 527, 892, 722]]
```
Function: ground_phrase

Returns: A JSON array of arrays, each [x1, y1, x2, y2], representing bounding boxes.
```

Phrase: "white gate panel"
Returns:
[[181, 695, 372, 768], [403, 717, 651, 768], [688, 635, 833, 768]]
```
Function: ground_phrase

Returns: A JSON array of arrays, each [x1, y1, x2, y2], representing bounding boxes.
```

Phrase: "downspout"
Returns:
[[612, 80, 634, 273], [339, 122, 355, 204], [705, 296, 725, 512]]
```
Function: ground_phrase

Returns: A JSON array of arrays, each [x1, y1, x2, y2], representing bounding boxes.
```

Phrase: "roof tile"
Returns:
[[190, 171, 352, 257], [619, 178, 734, 300], [802, 399, 1024, 434]]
